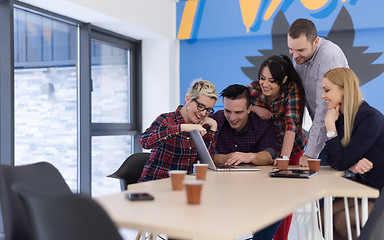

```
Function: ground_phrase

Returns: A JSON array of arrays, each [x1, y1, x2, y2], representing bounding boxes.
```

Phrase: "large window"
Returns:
[[14, 7, 79, 190], [5, 3, 141, 196], [91, 39, 131, 123], [90, 36, 137, 196]]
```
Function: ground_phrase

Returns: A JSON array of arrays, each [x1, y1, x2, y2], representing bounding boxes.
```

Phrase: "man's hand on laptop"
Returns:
[[225, 152, 254, 166]]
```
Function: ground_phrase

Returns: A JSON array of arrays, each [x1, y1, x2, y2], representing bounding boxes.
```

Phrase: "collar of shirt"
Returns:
[[228, 116, 251, 135], [306, 37, 324, 66], [175, 105, 187, 124]]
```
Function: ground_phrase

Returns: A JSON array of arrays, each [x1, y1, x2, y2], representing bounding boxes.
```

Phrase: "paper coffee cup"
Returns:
[[194, 163, 208, 180], [184, 180, 204, 204], [168, 170, 186, 190], [308, 159, 321, 172], [276, 157, 289, 170]]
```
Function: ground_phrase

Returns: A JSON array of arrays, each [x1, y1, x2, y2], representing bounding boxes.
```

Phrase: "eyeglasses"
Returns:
[[192, 98, 214, 114]]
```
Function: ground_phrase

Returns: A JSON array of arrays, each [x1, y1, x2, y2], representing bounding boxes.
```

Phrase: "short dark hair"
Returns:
[[288, 18, 317, 43], [220, 84, 251, 107]]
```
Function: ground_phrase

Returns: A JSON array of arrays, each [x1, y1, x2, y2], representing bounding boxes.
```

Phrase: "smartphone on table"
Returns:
[[125, 192, 154, 201]]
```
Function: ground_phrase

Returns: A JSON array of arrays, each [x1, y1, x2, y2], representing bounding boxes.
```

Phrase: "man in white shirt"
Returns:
[[287, 18, 349, 166]]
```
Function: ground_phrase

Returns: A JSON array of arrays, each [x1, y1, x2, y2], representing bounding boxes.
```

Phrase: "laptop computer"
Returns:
[[190, 130, 260, 171], [269, 169, 318, 178]]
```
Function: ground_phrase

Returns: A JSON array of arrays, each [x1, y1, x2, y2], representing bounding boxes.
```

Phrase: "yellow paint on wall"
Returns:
[[264, 0, 283, 21], [177, 0, 199, 40], [239, 0, 261, 33], [300, 0, 329, 10]]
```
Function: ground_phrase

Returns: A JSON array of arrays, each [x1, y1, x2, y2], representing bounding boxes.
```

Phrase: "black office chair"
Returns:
[[107, 152, 150, 191], [358, 188, 384, 240], [13, 187, 123, 240], [0, 162, 72, 240], [107, 153, 151, 240]]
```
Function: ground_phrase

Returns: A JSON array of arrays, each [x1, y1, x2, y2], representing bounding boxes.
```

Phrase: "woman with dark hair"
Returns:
[[246, 55, 306, 240], [247, 55, 306, 165]]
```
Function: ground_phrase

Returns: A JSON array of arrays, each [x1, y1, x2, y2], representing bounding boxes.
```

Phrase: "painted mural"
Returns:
[[176, 0, 384, 113]]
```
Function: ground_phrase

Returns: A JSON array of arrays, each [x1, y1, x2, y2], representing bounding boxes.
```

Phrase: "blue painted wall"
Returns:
[[177, 0, 384, 113]]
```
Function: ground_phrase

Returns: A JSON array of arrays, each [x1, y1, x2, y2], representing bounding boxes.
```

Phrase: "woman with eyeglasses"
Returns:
[[138, 79, 218, 182], [246, 55, 306, 240]]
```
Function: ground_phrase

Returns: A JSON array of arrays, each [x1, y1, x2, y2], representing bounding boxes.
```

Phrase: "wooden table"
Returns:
[[96, 166, 379, 240]]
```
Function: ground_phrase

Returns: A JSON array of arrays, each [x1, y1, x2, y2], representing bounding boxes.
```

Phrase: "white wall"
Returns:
[[142, 38, 180, 129], [19, 0, 180, 131]]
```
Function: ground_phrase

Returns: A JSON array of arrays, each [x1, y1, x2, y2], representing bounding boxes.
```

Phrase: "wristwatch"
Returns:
[[326, 130, 337, 139]]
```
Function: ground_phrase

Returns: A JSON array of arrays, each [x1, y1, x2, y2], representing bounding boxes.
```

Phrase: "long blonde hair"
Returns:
[[324, 68, 363, 147]]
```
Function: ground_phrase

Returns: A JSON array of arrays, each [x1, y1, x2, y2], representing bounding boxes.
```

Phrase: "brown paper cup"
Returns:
[[184, 180, 204, 204], [308, 159, 321, 172], [168, 170, 186, 191], [194, 163, 208, 180], [276, 158, 289, 170]]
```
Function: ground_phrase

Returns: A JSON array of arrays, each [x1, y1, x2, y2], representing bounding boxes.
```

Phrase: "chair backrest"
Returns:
[[107, 152, 150, 191], [13, 188, 123, 240], [0, 162, 71, 240], [358, 187, 384, 240]]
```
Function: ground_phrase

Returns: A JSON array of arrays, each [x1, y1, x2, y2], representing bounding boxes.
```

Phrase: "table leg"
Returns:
[[140, 232, 146, 240], [316, 200, 323, 239], [361, 197, 368, 227], [135, 231, 141, 240], [311, 201, 321, 240], [343, 197, 352, 240], [324, 196, 333, 240], [354, 197, 360, 237]]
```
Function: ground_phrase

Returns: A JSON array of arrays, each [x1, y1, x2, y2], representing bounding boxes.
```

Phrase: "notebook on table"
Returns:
[[190, 130, 260, 172], [269, 169, 318, 178]]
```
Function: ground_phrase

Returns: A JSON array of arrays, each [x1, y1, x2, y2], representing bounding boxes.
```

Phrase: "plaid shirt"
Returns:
[[246, 81, 306, 155], [211, 111, 277, 158], [138, 106, 217, 182]]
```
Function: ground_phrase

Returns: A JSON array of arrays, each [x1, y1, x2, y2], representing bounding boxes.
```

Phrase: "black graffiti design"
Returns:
[[242, 7, 384, 86]]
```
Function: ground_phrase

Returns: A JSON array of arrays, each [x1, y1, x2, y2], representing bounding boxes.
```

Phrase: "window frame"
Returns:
[[0, 0, 142, 195]]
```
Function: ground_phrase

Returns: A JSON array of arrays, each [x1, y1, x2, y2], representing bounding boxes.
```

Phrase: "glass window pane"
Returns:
[[91, 135, 134, 197], [91, 40, 131, 123], [14, 8, 78, 192]]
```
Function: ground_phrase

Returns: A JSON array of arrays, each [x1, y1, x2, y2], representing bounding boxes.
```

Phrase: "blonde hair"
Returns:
[[186, 79, 218, 101], [324, 68, 363, 147]]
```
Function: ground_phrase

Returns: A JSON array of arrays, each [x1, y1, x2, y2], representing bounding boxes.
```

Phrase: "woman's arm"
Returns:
[[139, 114, 179, 149], [200, 117, 218, 156], [247, 82, 274, 120], [327, 112, 382, 170], [250, 105, 274, 120], [348, 158, 373, 175], [280, 130, 296, 157], [281, 83, 302, 159], [324, 105, 340, 133]]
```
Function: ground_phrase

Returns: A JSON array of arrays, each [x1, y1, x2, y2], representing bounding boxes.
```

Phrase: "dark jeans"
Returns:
[[319, 146, 328, 166], [252, 219, 283, 240]]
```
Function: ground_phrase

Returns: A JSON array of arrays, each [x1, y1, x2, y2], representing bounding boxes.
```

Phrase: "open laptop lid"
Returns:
[[189, 130, 218, 171], [190, 130, 259, 171]]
